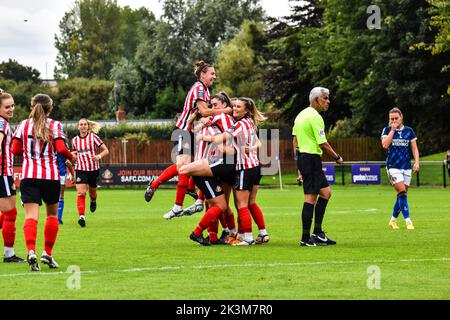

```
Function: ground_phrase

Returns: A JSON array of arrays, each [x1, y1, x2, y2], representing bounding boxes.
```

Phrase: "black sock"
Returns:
[[302, 203, 315, 241], [313, 197, 329, 235]]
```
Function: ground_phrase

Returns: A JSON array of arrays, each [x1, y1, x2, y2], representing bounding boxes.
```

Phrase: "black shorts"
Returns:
[[209, 157, 236, 186], [0, 176, 16, 198], [297, 153, 329, 194], [234, 166, 262, 191], [75, 170, 99, 188], [173, 130, 195, 156], [193, 176, 224, 200], [20, 179, 60, 205]]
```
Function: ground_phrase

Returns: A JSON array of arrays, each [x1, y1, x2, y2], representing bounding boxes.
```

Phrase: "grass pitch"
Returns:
[[0, 185, 449, 300]]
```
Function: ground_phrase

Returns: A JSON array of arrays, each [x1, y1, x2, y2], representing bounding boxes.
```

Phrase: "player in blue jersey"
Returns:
[[56, 127, 73, 225], [381, 107, 420, 230]]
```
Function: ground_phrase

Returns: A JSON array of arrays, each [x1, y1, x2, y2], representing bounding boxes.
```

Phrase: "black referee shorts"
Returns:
[[0, 176, 16, 198], [173, 130, 195, 157], [234, 166, 262, 191], [75, 170, 99, 188], [297, 153, 329, 195], [20, 178, 60, 206], [193, 176, 224, 200]]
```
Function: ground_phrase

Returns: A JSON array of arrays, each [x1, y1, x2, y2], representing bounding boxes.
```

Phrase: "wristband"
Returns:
[[98, 154, 102, 160], [334, 154, 341, 161]]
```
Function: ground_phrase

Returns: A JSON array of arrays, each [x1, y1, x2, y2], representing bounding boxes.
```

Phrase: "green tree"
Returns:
[[216, 20, 267, 97], [0, 59, 41, 83], [54, 0, 152, 79]]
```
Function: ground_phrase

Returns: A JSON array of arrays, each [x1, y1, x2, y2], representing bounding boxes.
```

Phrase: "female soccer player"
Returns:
[[381, 107, 420, 230], [179, 92, 237, 244], [12, 94, 75, 271], [72, 119, 109, 227], [0, 91, 25, 263], [144, 60, 231, 219], [198, 97, 268, 245], [56, 127, 73, 225]]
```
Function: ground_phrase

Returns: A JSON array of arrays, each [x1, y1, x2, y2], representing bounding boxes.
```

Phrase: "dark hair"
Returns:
[[194, 60, 213, 79], [211, 92, 232, 108]]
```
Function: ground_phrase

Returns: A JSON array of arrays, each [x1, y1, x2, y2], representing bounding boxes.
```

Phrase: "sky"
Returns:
[[0, 0, 293, 79]]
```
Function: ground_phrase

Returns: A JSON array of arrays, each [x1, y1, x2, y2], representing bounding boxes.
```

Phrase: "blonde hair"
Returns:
[[30, 94, 53, 142], [194, 60, 213, 79], [79, 118, 102, 134], [0, 91, 13, 106], [237, 97, 266, 126]]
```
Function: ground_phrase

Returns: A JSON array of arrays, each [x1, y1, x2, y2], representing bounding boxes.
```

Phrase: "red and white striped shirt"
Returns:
[[176, 81, 210, 132], [227, 117, 260, 170], [0, 116, 13, 176], [13, 118, 64, 180], [195, 113, 235, 161], [72, 132, 104, 171]]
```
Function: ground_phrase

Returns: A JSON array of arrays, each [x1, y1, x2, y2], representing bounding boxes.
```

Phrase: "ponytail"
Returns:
[[30, 94, 53, 142], [238, 97, 267, 127]]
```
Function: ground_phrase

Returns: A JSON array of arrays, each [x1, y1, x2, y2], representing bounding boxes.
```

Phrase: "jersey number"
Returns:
[[28, 135, 48, 159]]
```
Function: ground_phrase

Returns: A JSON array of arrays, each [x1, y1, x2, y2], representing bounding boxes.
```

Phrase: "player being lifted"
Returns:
[[144, 60, 231, 219], [381, 107, 420, 230]]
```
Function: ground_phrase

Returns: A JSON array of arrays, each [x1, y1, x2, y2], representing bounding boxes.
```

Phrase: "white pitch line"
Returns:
[[0, 257, 448, 278]]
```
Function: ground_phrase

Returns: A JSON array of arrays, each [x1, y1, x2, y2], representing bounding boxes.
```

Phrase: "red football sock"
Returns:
[[219, 210, 228, 229], [238, 210, 244, 234], [198, 190, 205, 201], [0, 213, 4, 229], [226, 210, 236, 231], [193, 206, 222, 236], [188, 176, 196, 192], [44, 216, 59, 256], [249, 203, 266, 230], [23, 218, 38, 253], [152, 164, 178, 189], [238, 207, 252, 233], [207, 217, 219, 243], [2, 208, 17, 248], [175, 174, 188, 206], [77, 194, 86, 216]]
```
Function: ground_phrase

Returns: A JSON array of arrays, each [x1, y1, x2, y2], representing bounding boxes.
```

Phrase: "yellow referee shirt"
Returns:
[[292, 107, 327, 155]]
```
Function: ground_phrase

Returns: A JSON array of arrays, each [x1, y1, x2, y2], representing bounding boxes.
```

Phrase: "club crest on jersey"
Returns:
[[0, 121, 4, 130]]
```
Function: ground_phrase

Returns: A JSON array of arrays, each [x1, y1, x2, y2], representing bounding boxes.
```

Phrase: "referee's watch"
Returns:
[[334, 154, 341, 161]]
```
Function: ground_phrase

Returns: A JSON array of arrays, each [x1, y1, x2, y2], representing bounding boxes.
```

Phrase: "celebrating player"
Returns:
[[0, 90, 25, 263], [197, 97, 267, 245], [144, 60, 231, 219], [179, 92, 237, 244], [11, 94, 76, 271], [382, 107, 420, 230], [72, 119, 109, 227]]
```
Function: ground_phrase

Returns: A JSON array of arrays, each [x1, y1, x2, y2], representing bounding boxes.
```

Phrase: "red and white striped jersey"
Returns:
[[0, 116, 13, 176], [13, 118, 64, 180], [194, 113, 235, 161], [226, 116, 260, 170], [176, 81, 210, 132], [72, 132, 104, 171]]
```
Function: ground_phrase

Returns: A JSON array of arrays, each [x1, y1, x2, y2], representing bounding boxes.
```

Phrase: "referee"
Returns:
[[292, 87, 343, 247]]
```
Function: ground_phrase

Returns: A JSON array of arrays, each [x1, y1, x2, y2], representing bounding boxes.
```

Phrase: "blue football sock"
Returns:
[[397, 192, 410, 220], [57, 199, 64, 221], [392, 198, 400, 219]]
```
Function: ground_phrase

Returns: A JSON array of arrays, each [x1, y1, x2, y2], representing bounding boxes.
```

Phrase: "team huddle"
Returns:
[[0, 59, 421, 271], [0, 90, 108, 271]]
